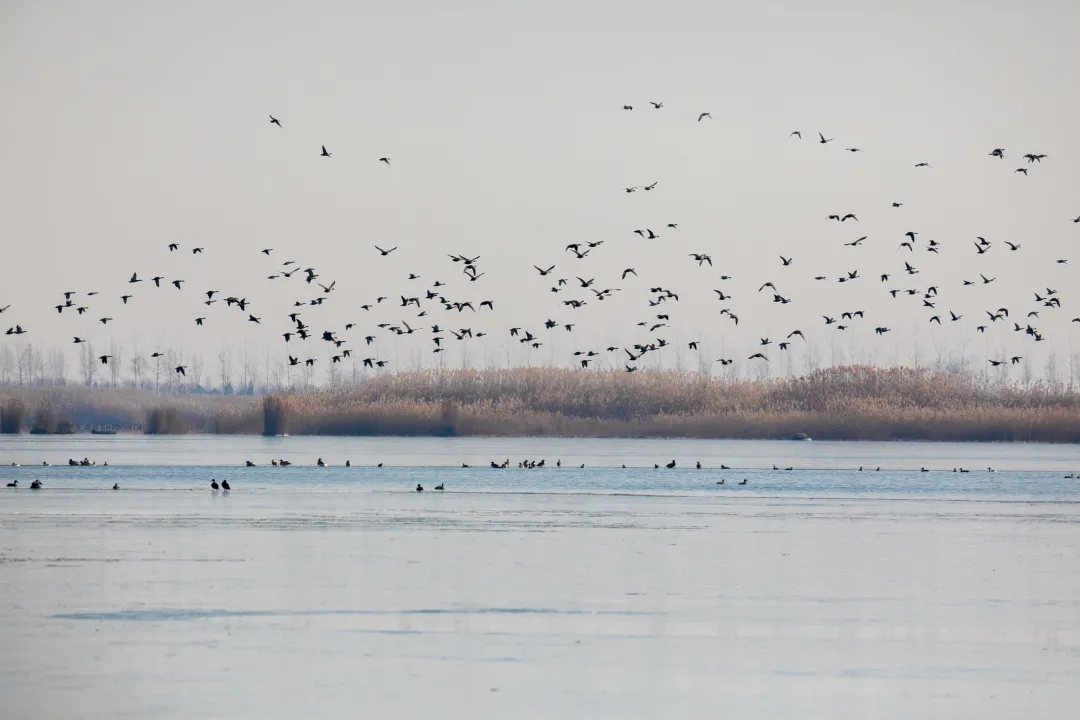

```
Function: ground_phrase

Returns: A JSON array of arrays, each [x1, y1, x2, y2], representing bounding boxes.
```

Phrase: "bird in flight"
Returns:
[[379, 157, 391, 165], [698, 112, 712, 122], [270, 115, 282, 127], [818, 133, 832, 144], [789, 131, 801, 139], [914, 162, 931, 168], [650, 101, 663, 109], [375, 245, 397, 256], [320, 145, 331, 157]]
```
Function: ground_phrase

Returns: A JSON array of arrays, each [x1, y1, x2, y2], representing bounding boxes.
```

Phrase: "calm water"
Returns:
[[3, 436, 1080, 718]]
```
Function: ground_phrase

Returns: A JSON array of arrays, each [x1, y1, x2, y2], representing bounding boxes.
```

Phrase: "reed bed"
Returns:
[[0, 386, 255, 434], [233, 366, 1080, 442], [2, 367, 1080, 441]]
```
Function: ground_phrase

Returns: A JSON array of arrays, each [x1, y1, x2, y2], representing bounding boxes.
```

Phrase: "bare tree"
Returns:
[[1045, 352, 1059, 387], [0, 343, 13, 384], [108, 340, 124, 387], [82, 343, 97, 387], [190, 353, 204, 390], [129, 344, 145, 389], [47, 348, 68, 385], [240, 349, 257, 394], [216, 346, 232, 394]]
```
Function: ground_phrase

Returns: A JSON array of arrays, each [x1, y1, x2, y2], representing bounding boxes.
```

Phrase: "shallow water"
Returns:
[[2, 437, 1080, 718]]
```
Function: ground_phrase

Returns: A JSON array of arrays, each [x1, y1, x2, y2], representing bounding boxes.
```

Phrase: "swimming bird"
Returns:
[[416, 484, 424, 492], [435, 483, 445, 490]]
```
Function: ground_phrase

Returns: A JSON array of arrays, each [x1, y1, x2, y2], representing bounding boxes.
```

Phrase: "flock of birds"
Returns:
[[2, 105, 1079, 380]]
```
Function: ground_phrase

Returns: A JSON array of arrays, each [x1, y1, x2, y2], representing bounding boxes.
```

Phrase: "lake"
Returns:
[[2, 436, 1079, 718]]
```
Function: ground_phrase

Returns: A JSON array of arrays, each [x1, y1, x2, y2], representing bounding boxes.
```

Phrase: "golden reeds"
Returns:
[[2, 366, 1080, 441]]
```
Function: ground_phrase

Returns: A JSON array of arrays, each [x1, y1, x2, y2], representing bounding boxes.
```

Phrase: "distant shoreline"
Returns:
[[3, 366, 1080, 444]]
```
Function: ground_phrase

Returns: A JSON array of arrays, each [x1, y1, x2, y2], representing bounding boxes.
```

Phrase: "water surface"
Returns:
[[2, 436, 1079, 718]]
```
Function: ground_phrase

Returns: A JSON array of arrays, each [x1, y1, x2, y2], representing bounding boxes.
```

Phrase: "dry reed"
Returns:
[[3, 366, 1080, 441]]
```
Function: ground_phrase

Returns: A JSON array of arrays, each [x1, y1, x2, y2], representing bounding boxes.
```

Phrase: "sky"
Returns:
[[2, 1, 1079, 386]]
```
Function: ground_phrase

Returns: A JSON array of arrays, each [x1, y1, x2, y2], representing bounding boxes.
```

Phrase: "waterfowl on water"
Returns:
[[920, 468, 929, 472], [654, 464, 659, 469], [112, 483, 119, 490], [246, 461, 255, 467], [42, 461, 49, 466], [720, 465, 730, 470], [666, 460, 676, 469], [345, 460, 351, 467], [272, 459, 279, 466], [738, 479, 748, 485], [211, 479, 219, 490], [280, 460, 291, 466], [435, 483, 444, 491], [316, 458, 326, 467], [377, 463, 384, 468], [462, 463, 470, 468], [5, 480, 16, 488], [416, 484, 424, 492], [716, 479, 724, 485], [696, 461, 701, 469], [30, 479, 42, 489]]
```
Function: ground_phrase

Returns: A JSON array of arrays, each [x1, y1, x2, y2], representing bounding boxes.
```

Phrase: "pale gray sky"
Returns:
[[2, 1, 1079, 383]]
